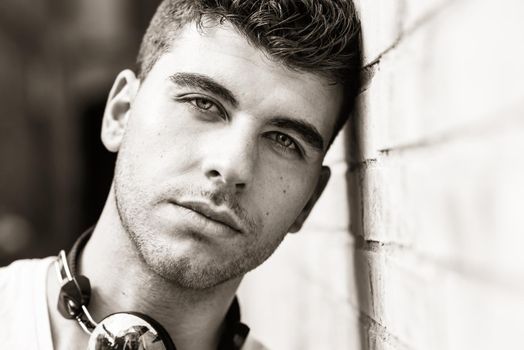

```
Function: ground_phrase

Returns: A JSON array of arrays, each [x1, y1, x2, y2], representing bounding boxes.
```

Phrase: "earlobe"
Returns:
[[288, 166, 331, 233], [101, 69, 140, 153]]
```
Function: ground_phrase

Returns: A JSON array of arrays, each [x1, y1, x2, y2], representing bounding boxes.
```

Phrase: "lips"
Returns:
[[173, 200, 244, 233]]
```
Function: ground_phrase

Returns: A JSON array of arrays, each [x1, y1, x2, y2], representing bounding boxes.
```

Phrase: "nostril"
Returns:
[[235, 183, 246, 190]]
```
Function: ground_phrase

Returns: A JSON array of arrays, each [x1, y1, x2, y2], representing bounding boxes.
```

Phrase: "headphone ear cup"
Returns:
[[57, 276, 91, 319], [76, 275, 91, 306]]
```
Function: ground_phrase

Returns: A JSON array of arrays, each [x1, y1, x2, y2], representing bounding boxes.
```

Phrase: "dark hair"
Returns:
[[137, 0, 361, 144]]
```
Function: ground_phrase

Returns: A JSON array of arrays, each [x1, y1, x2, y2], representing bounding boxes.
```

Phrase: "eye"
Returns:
[[177, 95, 228, 121], [266, 132, 303, 157], [190, 97, 220, 113], [274, 133, 296, 149], [193, 98, 213, 110]]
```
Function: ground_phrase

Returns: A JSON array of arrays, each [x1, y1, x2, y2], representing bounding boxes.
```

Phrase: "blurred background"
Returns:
[[0, 0, 161, 265], [2, 0, 524, 349]]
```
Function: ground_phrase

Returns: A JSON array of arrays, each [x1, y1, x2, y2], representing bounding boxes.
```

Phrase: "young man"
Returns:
[[0, 0, 360, 349]]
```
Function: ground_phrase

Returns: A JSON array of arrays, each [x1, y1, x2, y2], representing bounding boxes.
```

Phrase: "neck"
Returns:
[[47, 189, 243, 350]]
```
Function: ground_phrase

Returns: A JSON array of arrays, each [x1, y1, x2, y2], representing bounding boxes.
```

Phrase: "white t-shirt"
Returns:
[[0, 258, 266, 350], [0, 257, 55, 349]]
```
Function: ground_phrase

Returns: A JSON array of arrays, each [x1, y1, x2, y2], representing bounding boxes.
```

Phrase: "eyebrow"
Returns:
[[270, 117, 325, 152], [169, 72, 238, 108]]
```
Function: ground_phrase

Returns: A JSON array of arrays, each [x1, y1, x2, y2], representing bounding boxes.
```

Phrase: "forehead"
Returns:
[[144, 21, 343, 145]]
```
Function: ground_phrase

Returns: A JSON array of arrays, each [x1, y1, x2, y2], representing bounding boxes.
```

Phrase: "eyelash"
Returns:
[[179, 95, 228, 120]]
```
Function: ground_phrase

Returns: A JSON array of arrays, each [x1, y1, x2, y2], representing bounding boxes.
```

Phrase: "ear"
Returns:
[[101, 69, 140, 152], [289, 166, 331, 233]]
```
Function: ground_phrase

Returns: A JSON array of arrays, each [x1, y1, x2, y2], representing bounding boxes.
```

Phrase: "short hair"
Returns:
[[136, 0, 361, 145]]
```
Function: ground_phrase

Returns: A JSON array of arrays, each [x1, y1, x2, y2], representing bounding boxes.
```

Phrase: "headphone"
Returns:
[[55, 228, 250, 350]]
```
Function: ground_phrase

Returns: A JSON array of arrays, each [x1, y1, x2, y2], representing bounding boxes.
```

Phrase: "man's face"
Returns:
[[105, 22, 343, 289]]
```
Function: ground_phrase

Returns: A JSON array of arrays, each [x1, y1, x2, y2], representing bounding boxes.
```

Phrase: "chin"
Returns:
[[122, 214, 284, 290], [127, 230, 244, 289], [146, 251, 247, 290]]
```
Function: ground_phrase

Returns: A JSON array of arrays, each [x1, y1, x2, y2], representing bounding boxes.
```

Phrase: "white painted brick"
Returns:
[[369, 248, 524, 350], [353, 249, 386, 322], [350, 1, 524, 349], [444, 272, 524, 350], [323, 123, 348, 165], [402, 0, 452, 32], [354, 84, 385, 161], [381, 251, 452, 350], [354, 116, 524, 279], [355, 0, 403, 64], [238, 231, 360, 350], [369, 337, 407, 350], [356, 0, 524, 158], [289, 230, 357, 305], [347, 161, 365, 236], [357, 249, 444, 349], [355, 0, 452, 65]]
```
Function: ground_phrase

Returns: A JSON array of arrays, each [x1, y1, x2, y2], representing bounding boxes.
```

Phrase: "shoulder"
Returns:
[[0, 257, 53, 287], [0, 257, 54, 317], [0, 257, 55, 347]]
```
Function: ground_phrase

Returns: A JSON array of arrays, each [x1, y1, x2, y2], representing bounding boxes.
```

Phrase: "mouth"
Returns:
[[172, 200, 244, 234]]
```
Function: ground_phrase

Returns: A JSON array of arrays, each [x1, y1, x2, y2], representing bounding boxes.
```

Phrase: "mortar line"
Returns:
[[362, 0, 458, 70], [377, 105, 524, 155], [354, 237, 524, 295]]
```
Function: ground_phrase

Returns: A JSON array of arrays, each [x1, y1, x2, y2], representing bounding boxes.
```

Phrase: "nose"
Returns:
[[201, 129, 257, 192]]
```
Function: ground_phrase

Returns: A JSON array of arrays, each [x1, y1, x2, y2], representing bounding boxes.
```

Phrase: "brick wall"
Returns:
[[239, 0, 524, 349]]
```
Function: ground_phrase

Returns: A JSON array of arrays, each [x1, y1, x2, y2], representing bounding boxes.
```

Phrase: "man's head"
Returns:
[[101, 0, 360, 289], [137, 0, 361, 143]]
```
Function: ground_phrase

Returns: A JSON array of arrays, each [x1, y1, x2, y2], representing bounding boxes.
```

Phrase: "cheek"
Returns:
[[121, 112, 199, 177], [260, 174, 314, 225]]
